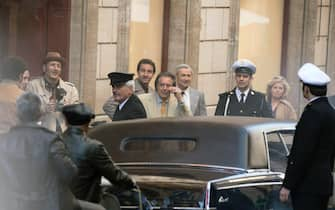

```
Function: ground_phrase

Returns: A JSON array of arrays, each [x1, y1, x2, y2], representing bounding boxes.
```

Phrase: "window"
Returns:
[[266, 130, 294, 172], [121, 137, 197, 152]]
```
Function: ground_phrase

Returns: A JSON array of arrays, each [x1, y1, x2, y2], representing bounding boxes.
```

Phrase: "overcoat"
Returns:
[[283, 97, 335, 195]]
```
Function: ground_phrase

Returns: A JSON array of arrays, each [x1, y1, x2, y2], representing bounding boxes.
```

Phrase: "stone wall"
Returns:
[[167, 0, 239, 115]]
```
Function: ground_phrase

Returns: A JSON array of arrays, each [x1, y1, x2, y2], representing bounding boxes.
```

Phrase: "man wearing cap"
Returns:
[[106, 72, 147, 121], [138, 71, 192, 118], [62, 103, 137, 204], [279, 63, 335, 210], [215, 59, 272, 118], [103, 58, 156, 119], [176, 64, 207, 116], [27, 51, 79, 131]]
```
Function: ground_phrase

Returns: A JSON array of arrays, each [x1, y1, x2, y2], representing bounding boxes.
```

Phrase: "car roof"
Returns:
[[88, 116, 296, 170]]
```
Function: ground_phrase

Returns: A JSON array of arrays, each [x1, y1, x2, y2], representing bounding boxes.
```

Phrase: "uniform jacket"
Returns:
[[0, 123, 77, 210], [62, 127, 135, 203], [138, 92, 192, 118], [283, 97, 335, 195], [273, 99, 297, 121], [189, 88, 207, 116], [113, 94, 147, 121], [215, 88, 273, 118], [103, 78, 153, 120], [0, 81, 24, 133]]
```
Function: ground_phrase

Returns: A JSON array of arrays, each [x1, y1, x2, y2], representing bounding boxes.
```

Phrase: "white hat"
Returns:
[[298, 63, 330, 86], [232, 59, 256, 75]]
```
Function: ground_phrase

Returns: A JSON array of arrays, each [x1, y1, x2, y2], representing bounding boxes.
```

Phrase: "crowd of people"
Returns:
[[0, 52, 335, 210]]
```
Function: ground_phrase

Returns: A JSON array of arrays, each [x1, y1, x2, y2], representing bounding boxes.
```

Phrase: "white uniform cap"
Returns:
[[298, 63, 330, 86], [232, 59, 256, 75]]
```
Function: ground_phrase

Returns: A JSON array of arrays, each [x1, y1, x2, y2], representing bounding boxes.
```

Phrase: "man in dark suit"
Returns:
[[62, 103, 137, 204], [279, 63, 335, 210], [215, 59, 272, 117], [107, 72, 147, 121]]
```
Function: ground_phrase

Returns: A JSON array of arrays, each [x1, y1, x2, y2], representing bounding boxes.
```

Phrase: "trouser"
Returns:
[[291, 192, 329, 210]]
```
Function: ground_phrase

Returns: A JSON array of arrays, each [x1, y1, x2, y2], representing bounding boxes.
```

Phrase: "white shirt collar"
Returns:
[[308, 96, 320, 103], [118, 97, 129, 110], [182, 87, 191, 109], [235, 88, 250, 102]]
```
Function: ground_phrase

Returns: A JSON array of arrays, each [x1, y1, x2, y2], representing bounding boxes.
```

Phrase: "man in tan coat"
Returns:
[[27, 52, 79, 132], [0, 57, 27, 133], [138, 71, 191, 118]]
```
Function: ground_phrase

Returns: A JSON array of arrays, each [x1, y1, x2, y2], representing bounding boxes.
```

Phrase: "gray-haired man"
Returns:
[[176, 64, 207, 116], [107, 72, 147, 121]]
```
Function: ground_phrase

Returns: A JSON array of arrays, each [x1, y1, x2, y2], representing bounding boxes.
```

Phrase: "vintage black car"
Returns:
[[89, 116, 298, 210]]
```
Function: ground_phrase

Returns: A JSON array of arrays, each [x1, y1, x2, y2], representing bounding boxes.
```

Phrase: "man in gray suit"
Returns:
[[176, 64, 207, 116]]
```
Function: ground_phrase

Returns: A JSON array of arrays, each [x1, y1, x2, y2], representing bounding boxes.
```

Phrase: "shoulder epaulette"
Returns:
[[64, 81, 75, 87]]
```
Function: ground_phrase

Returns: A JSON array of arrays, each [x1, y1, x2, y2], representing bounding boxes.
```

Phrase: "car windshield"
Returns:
[[109, 183, 205, 209]]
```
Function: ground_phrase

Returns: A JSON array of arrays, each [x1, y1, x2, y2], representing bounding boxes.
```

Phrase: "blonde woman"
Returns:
[[266, 76, 297, 120]]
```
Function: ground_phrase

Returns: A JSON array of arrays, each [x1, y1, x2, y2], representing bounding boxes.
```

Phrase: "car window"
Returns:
[[211, 184, 292, 210], [121, 137, 197, 152], [266, 131, 294, 172]]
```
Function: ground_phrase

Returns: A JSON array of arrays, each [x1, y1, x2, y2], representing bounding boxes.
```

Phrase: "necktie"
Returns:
[[161, 100, 167, 117], [240, 93, 245, 103]]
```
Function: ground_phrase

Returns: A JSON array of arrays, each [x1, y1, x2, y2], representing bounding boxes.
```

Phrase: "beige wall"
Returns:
[[239, 0, 284, 92], [129, 0, 163, 79]]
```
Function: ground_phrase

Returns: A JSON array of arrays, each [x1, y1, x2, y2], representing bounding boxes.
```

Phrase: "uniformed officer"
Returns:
[[107, 72, 147, 121], [215, 59, 273, 117], [62, 103, 137, 205], [279, 63, 335, 210], [27, 51, 79, 131]]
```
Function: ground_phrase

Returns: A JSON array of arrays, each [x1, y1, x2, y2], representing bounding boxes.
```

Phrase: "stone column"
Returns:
[[285, 0, 317, 114], [116, 0, 131, 73], [69, 0, 98, 109]]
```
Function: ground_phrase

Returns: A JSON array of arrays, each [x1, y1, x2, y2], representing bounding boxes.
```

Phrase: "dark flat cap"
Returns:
[[107, 72, 134, 86], [232, 59, 256, 75], [62, 103, 95, 125]]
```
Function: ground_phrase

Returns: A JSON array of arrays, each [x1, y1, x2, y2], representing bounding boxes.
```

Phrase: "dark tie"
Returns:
[[240, 93, 245, 104]]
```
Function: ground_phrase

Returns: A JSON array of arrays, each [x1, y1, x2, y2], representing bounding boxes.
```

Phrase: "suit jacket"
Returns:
[[189, 88, 207, 116], [138, 92, 192, 118], [134, 78, 154, 95], [283, 97, 335, 195], [112, 94, 147, 121], [62, 127, 135, 203], [215, 88, 273, 118]]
